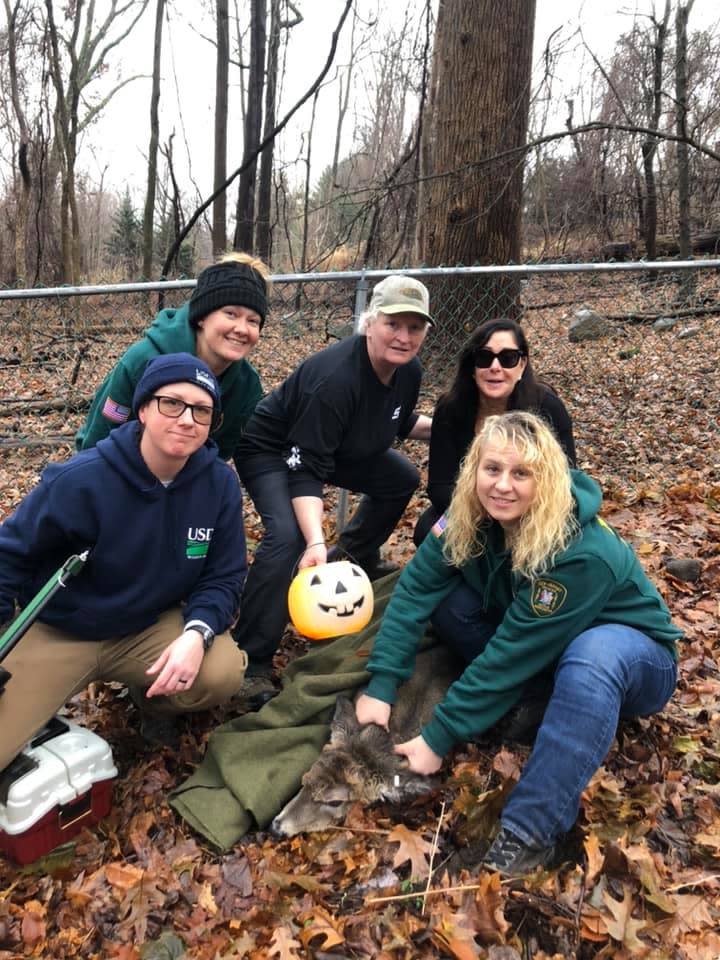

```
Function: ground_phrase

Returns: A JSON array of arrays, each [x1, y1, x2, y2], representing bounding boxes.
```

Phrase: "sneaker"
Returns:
[[482, 826, 556, 876], [128, 686, 181, 749]]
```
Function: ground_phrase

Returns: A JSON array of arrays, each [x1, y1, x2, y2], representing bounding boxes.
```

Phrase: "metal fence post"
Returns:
[[336, 270, 370, 533]]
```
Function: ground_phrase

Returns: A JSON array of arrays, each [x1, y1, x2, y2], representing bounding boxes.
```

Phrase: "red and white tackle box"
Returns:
[[0, 717, 117, 864]]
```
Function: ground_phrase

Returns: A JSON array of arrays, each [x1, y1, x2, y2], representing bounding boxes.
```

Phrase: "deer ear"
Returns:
[[329, 696, 359, 746]]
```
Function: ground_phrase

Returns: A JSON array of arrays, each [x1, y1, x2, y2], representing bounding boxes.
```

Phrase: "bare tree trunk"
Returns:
[[3, 0, 31, 282], [418, 0, 535, 266], [417, 0, 535, 344], [331, 6, 356, 185], [213, 0, 229, 255], [142, 0, 165, 278], [44, 0, 150, 282], [299, 91, 318, 275], [675, 0, 695, 260], [44, 0, 75, 282], [160, 134, 186, 271], [234, 0, 266, 251], [161, 0, 352, 276], [256, 0, 280, 262], [640, 0, 670, 260]]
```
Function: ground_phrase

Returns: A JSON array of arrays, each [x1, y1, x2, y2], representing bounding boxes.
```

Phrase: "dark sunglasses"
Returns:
[[474, 348, 525, 369]]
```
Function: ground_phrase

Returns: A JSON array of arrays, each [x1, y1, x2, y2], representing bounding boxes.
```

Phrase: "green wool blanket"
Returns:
[[171, 573, 422, 851]]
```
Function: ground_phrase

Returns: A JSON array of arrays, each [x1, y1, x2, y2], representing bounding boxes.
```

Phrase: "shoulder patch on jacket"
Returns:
[[431, 514, 448, 537], [102, 396, 131, 424], [531, 578, 567, 617]]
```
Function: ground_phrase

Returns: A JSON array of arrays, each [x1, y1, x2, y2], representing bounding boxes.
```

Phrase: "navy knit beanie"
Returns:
[[132, 353, 222, 417], [188, 261, 268, 329]]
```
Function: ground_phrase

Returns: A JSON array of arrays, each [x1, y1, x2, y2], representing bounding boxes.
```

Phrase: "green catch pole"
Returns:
[[0, 552, 89, 689]]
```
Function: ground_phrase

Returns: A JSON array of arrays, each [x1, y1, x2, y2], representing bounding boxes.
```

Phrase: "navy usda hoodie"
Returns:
[[0, 422, 246, 639]]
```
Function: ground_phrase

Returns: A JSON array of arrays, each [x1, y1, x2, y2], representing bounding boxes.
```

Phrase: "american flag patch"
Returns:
[[431, 514, 448, 537], [102, 396, 131, 424]]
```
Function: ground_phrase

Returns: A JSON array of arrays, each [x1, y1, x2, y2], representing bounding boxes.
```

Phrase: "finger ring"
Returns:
[[178, 678, 189, 684]]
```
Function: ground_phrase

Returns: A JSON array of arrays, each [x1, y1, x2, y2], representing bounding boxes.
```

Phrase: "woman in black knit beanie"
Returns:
[[76, 253, 269, 469]]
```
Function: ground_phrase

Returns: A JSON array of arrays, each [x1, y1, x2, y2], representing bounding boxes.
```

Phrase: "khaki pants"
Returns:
[[0, 608, 247, 771]]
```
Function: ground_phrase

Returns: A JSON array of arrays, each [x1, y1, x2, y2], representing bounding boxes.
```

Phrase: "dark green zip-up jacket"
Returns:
[[366, 470, 681, 757], [76, 303, 263, 462]]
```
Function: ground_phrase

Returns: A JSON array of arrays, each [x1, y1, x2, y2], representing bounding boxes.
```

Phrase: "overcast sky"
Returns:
[[86, 0, 719, 204]]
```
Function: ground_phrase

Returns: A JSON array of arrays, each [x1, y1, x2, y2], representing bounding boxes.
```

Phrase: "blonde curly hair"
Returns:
[[443, 411, 578, 580]]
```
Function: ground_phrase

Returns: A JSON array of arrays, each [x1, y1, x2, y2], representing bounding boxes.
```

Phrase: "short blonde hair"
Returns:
[[218, 251, 273, 292], [443, 411, 577, 579]]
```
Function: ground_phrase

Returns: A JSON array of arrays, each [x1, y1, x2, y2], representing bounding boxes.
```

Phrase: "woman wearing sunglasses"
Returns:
[[414, 318, 576, 545]]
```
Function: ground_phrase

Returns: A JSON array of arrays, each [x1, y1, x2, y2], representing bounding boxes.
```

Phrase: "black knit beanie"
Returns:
[[188, 262, 268, 329]]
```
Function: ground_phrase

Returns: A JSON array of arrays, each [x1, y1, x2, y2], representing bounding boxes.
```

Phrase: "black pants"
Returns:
[[234, 450, 419, 664]]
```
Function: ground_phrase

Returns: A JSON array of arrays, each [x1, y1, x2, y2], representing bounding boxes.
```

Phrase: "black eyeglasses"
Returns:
[[151, 395, 214, 425], [474, 348, 525, 369]]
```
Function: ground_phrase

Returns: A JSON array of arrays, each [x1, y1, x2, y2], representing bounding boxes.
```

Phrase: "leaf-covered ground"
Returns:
[[0, 273, 719, 957]]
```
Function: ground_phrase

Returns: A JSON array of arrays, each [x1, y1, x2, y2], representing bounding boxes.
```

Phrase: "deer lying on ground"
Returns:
[[271, 645, 462, 837]]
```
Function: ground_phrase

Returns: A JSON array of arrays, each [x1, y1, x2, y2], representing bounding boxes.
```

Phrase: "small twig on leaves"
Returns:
[[423, 800, 446, 914], [367, 878, 514, 905], [326, 825, 391, 836], [664, 873, 720, 893]]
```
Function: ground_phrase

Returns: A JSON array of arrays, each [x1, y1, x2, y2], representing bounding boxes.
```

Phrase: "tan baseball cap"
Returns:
[[369, 275, 434, 326]]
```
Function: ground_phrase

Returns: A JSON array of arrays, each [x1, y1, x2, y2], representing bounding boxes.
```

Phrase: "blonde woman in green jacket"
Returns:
[[357, 411, 680, 876]]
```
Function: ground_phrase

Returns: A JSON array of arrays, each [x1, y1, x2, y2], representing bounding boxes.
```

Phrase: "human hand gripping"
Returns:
[[298, 541, 327, 569], [145, 630, 205, 697], [355, 693, 392, 730], [394, 735, 443, 775]]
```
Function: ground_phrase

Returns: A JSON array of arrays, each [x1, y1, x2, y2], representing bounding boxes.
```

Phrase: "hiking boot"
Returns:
[[236, 660, 279, 710], [500, 696, 549, 745], [481, 826, 556, 877], [327, 546, 399, 582], [129, 686, 181, 749], [356, 550, 400, 582]]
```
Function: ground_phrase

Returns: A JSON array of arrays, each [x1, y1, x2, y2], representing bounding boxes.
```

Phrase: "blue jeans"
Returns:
[[431, 583, 678, 848]]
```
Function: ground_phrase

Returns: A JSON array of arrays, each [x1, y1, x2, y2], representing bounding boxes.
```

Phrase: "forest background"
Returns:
[[2, 0, 720, 285]]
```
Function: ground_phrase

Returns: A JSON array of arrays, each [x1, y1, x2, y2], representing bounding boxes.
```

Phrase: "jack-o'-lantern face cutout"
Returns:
[[288, 561, 374, 640]]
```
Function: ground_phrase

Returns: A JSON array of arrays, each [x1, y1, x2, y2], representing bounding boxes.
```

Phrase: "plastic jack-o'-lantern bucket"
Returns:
[[288, 560, 374, 640]]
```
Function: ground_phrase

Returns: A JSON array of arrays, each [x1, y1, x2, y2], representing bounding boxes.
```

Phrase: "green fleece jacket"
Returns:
[[366, 470, 681, 757], [76, 304, 263, 461]]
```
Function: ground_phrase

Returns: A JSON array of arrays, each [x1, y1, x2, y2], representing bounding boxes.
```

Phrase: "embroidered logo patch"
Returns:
[[186, 541, 209, 559], [194, 368, 217, 395], [186, 527, 213, 559], [531, 578, 567, 617], [402, 286, 423, 302], [286, 445, 302, 470]]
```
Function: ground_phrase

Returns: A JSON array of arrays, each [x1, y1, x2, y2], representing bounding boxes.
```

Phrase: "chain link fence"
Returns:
[[1, 262, 719, 501]]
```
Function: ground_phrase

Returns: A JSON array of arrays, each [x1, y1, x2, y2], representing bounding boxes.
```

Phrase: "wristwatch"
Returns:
[[185, 620, 215, 652]]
